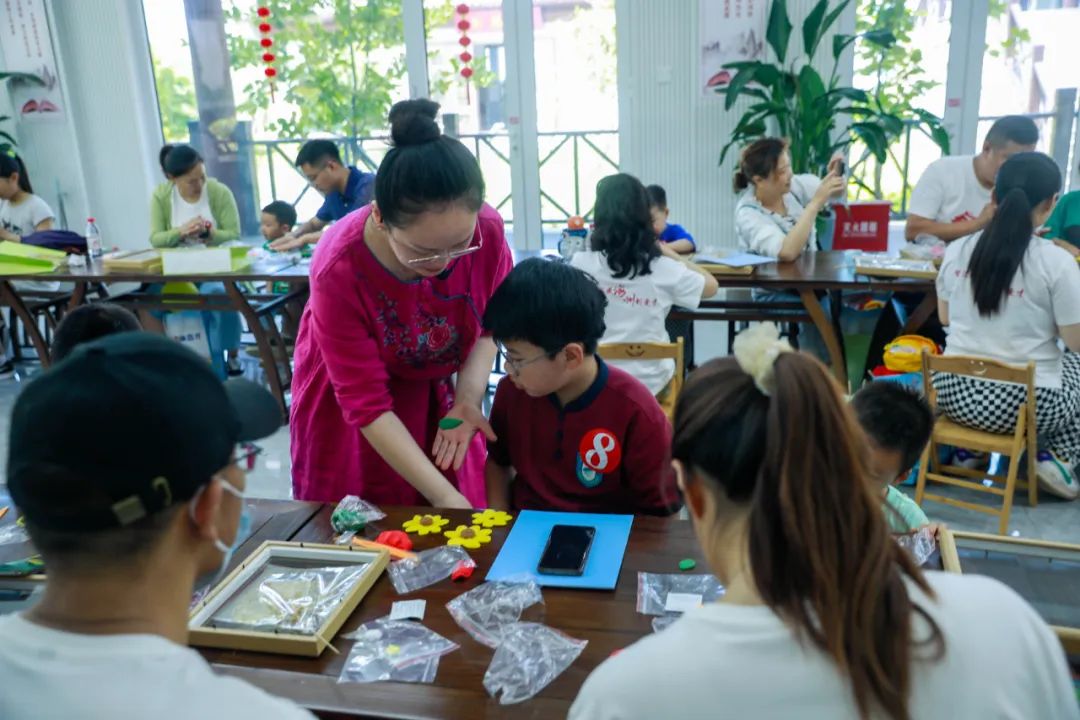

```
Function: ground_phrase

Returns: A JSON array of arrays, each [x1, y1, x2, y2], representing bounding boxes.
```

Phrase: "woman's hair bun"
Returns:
[[389, 99, 442, 147]]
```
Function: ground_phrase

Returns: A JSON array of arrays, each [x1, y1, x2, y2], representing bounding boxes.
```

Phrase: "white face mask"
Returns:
[[190, 476, 251, 584]]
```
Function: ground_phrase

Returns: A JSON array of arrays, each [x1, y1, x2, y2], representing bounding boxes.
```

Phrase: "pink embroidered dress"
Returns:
[[290, 203, 512, 505]]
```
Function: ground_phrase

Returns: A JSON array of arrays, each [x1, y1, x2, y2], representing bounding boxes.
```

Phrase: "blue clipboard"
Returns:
[[486, 510, 633, 589]]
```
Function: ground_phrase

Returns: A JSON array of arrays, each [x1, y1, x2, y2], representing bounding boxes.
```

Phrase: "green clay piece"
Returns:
[[678, 558, 696, 571], [331, 508, 367, 533], [439, 417, 465, 430]]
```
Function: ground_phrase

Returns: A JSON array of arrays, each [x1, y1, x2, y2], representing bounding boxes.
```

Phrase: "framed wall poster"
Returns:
[[700, 0, 768, 96], [0, 0, 64, 120], [188, 541, 389, 657], [939, 529, 1080, 654]]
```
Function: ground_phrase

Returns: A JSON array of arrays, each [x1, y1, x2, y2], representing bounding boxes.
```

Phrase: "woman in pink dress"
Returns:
[[290, 100, 512, 507]]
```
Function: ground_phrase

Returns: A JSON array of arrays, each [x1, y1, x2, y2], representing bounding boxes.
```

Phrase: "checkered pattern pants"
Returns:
[[933, 353, 1080, 466]]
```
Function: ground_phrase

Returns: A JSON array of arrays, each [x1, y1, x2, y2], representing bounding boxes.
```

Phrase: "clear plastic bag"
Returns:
[[446, 577, 544, 648], [338, 617, 459, 684], [387, 545, 475, 595], [0, 524, 28, 546], [331, 496, 387, 542], [894, 525, 937, 566], [636, 572, 724, 616], [210, 563, 366, 635], [651, 614, 679, 633], [482, 622, 587, 705]]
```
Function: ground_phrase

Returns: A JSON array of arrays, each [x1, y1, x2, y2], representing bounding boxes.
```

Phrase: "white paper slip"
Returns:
[[389, 599, 427, 621], [664, 592, 703, 613], [696, 252, 776, 267]]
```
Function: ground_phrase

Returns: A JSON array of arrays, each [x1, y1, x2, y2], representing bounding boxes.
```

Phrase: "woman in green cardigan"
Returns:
[[149, 144, 243, 376]]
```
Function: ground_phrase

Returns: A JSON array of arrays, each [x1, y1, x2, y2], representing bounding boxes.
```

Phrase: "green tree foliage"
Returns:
[[152, 63, 198, 143], [225, 0, 492, 138]]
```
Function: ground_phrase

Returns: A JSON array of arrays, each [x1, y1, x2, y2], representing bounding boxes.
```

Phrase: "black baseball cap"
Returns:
[[7, 332, 282, 531]]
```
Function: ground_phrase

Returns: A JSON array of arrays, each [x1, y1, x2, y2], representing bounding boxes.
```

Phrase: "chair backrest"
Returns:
[[599, 338, 685, 400], [921, 352, 1036, 426]]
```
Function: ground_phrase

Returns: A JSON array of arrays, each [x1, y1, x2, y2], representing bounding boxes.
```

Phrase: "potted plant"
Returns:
[[716, 0, 949, 179]]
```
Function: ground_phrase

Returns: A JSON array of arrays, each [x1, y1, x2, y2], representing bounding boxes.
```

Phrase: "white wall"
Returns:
[[1, 0, 163, 248], [616, 0, 854, 251]]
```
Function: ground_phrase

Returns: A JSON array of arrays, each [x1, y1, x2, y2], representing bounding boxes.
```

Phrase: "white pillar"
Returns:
[[502, 0, 542, 249], [402, 0, 430, 99], [943, 0, 989, 155]]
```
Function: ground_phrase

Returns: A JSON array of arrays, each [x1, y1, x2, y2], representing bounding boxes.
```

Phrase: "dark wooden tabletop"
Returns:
[[706, 251, 936, 291], [0, 254, 311, 283], [200, 501, 702, 719]]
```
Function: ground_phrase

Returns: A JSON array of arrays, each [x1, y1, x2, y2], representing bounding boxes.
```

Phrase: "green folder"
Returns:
[[0, 241, 65, 275]]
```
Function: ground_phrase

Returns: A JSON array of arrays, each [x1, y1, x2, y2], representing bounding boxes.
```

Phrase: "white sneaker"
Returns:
[[953, 448, 990, 471], [1035, 451, 1079, 500]]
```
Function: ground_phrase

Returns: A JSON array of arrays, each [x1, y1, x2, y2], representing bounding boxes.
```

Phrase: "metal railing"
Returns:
[[242, 129, 619, 226]]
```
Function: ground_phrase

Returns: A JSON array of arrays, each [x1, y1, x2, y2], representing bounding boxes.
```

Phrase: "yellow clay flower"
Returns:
[[444, 524, 493, 549], [471, 509, 513, 528], [402, 513, 450, 536]]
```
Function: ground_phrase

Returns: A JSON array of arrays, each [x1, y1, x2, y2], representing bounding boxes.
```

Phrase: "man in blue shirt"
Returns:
[[269, 139, 374, 251]]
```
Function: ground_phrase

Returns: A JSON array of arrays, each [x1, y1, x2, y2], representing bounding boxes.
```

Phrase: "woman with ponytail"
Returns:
[[570, 323, 1076, 719], [289, 99, 511, 508], [0, 152, 54, 243], [936, 152, 1080, 500]]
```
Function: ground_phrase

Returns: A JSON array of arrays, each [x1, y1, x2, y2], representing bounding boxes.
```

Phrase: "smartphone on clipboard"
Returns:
[[537, 525, 595, 576]]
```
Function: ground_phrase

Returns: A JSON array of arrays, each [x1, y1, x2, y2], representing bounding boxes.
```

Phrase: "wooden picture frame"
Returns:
[[939, 529, 1080, 654], [188, 541, 389, 657]]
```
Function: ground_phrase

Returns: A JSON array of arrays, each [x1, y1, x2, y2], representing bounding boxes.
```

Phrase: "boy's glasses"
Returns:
[[497, 344, 550, 375]]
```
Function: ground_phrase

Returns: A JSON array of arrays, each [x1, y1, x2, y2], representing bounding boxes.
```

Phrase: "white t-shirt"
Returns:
[[908, 155, 992, 245], [937, 234, 1080, 388], [570, 572, 1078, 720], [0, 193, 54, 238], [571, 250, 706, 395], [0, 614, 314, 719], [734, 174, 821, 257], [171, 184, 214, 246]]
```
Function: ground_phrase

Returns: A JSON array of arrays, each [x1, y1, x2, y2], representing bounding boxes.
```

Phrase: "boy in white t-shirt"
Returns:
[[0, 333, 313, 720], [906, 115, 1038, 246], [570, 174, 718, 398]]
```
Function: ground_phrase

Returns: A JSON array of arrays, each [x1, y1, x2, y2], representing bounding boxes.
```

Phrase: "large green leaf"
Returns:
[[797, 65, 827, 114], [832, 33, 856, 60], [766, 0, 793, 64], [0, 131, 15, 146], [851, 122, 889, 161], [803, 0, 850, 58], [828, 87, 869, 103], [862, 29, 897, 48], [724, 66, 760, 110]]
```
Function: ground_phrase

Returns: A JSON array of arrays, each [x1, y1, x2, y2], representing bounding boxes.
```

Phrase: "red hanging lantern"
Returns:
[[256, 7, 277, 101], [455, 3, 473, 104]]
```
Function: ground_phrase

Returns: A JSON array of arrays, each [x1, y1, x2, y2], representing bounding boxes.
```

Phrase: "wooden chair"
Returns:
[[599, 338, 684, 419], [915, 352, 1037, 535]]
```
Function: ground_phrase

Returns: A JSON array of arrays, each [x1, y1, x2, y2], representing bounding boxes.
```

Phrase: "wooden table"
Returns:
[[198, 501, 702, 719], [673, 251, 936, 386], [0, 254, 310, 414]]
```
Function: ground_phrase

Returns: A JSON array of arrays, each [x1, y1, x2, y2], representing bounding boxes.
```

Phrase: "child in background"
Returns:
[[0, 152, 56, 378], [852, 381, 934, 533], [646, 184, 695, 255], [572, 174, 718, 402], [50, 303, 141, 363], [260, 200, 297, 244], [483, 258, 681, 516]]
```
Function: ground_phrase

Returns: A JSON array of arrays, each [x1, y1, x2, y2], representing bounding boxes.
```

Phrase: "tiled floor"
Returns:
[[0, 316, 1078, 543]]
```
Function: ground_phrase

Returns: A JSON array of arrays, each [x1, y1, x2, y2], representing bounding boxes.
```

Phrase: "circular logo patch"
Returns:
[[578, 428, 622, 474]]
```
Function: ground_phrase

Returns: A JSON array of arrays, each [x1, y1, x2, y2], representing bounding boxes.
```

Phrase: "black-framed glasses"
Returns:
[[497, 343, 550, 375]]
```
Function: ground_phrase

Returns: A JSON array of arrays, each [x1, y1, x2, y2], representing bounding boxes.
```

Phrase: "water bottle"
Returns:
[[85, 217, 103, 258]]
